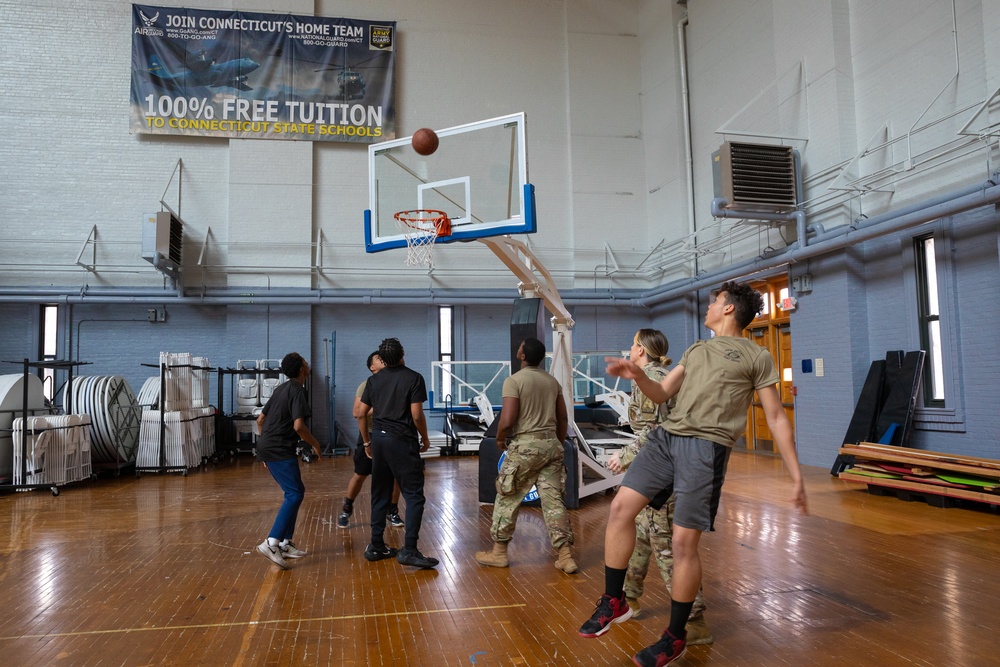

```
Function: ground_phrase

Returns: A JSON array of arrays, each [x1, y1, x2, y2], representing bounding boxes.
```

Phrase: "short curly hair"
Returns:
[[711, 281, 765, 329], [280, 352, 305, 378], [519, 337, 546, 366], [378, 337, 405, 367]]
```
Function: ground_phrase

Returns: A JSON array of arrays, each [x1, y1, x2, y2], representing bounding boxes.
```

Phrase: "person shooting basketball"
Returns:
[[577, 281, 808, 667]]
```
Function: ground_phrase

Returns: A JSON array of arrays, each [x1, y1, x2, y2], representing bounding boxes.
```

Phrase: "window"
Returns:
[[40, 305, 58, 402], [914, 235, 945, 407], [439, 306, 453, 402]]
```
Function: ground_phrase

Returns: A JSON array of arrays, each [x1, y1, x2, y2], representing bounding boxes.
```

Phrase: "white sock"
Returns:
[[279, 539, 290, 546], [267, 537, 280, 547]]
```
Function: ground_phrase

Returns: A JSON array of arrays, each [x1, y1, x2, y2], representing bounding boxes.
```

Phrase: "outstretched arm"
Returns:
[[605, 357, 686, 405], [758, 385, 807, 514]]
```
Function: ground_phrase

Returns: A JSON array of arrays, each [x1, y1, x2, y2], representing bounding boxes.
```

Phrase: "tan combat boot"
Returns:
[[626, 596, 643, 619], [475, 542, 509, 568], [685, 615, 714, 645], [554, 545, 578, 573]]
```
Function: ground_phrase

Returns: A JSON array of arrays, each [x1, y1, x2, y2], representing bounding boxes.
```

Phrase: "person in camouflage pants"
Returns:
[[475, 338, 577, 573], [489, 434, 572, 547], [607, 329, 713, 645]]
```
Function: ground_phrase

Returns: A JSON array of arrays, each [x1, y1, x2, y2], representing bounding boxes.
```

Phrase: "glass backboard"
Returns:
[[365, 112, 535, 252], [430, 360, 510, 410]]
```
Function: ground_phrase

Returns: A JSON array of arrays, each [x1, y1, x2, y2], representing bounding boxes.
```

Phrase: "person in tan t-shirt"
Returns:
[[579, 281, 808, 667], [475, 337, 577, 574]]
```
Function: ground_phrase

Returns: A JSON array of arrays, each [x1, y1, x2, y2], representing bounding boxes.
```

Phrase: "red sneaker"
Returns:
[[633, 629, 686, 667], [578, 594, 633, 638]]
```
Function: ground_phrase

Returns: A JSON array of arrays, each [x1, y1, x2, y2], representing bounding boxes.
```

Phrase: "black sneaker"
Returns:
[[633, 629, 686, 667], [337, 503, 353, 529], [363, 544, 398, 562], [578, 593, 632, 638], [387, 511, 405, 527], [397, 548, 438, 569]]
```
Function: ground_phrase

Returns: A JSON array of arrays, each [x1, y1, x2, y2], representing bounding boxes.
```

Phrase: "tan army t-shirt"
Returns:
[[664, 336, 779, 447], [502, 366, 561, 439]]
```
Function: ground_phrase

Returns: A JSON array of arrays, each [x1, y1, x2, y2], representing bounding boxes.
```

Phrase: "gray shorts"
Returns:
[[621, 428, 732, 532]]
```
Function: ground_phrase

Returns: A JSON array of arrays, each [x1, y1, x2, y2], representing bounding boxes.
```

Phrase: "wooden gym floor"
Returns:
[[1, 450, 998, 666]]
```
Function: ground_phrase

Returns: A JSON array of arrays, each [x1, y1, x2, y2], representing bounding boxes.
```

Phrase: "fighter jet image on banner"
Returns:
[[143, 40, 261, 92]]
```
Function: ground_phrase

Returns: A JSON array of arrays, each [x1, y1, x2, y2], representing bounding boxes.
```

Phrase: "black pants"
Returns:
[[370, 430, 426, 551]]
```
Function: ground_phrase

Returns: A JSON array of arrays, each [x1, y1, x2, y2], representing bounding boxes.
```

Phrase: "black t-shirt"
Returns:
[[361, 364, 427, 442], [257, 380, 310, 462]]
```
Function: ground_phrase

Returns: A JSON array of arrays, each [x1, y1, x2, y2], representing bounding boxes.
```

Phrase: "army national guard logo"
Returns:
[[370, 25, 393, 50]]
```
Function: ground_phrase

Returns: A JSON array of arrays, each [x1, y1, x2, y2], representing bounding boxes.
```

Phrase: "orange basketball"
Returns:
[[412, 128, 439, 156]]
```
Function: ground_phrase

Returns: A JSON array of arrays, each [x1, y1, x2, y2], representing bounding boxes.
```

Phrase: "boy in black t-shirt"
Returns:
[[357, 338, 438, 569], [254, 352, 323, 569]]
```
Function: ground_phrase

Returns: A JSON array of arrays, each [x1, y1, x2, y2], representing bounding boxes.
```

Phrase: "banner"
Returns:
[[129, 4, 396, 142]]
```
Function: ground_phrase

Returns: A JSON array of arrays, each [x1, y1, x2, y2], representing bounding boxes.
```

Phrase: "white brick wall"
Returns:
[[2, 1, 998, 460]]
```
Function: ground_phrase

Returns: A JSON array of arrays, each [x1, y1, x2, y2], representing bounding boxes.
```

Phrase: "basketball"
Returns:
[[412, 128, 439, 156]]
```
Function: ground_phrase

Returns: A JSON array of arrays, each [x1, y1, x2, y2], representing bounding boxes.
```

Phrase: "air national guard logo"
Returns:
[[370, 25, 393, 50]]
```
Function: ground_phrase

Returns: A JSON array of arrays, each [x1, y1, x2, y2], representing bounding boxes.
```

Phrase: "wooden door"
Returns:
[[740, 276, 794, 451]]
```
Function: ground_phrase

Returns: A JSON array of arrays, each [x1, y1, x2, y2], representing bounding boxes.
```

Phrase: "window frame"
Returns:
[[913, 234, 945, 408], [39, 304, 59, 402], [902, 222, 965, 432]]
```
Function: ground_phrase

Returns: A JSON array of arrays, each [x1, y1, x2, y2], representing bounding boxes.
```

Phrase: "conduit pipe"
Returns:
[[677, 13, 700, 343], [710, 198, 807, 250], [678, 15, 696, 256], [638, 178, 1000, 307]]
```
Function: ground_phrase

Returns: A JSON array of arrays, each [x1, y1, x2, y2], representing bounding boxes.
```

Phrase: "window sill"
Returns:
[[913, 407, 966, 433]]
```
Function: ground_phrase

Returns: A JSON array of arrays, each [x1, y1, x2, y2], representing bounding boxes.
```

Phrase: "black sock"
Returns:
[[344, 497, 354, 507], [604, 566, 627, 599], [667, 599, 694, 639], [388, 504, 398, 514]]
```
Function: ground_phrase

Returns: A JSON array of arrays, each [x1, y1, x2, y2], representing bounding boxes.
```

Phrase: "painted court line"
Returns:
[[0, 604, 527, 641]]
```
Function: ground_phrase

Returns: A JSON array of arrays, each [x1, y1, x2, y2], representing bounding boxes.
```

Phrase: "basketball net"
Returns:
[[394, 210, 451, 268]]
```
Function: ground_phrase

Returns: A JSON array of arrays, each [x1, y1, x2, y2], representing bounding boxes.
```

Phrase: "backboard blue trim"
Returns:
[[364, 183, 536, 253]]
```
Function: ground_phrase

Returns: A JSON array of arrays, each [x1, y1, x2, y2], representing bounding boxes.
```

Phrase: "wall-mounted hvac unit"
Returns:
[[141, 211, 183, 278], [712, 142, 798, 213]]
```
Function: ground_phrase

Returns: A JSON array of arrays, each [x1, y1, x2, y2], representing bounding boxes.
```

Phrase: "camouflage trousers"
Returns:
[[623, 497, 707, 619], [490, 436, 573, 548]]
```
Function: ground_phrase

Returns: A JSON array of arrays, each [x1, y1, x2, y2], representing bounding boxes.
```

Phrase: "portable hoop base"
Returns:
[[394, 210, 451, 268]]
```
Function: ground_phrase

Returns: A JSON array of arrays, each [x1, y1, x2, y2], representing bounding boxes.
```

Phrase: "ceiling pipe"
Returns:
[[5, 179, 996, 311], [806, 177, 997, 244], [637, 178, 1000, 307], [0, 291, 642, 307]]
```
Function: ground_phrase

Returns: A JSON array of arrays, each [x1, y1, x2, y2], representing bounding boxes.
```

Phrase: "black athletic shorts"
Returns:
[[353, 432, 373, 476]]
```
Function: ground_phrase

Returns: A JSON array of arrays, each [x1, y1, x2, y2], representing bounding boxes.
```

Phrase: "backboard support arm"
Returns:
[[479, 236, 622, 499]]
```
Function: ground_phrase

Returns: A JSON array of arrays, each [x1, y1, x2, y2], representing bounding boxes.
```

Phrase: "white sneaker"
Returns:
[[281, 541, 307, 559], [256, 540, 288, 568]]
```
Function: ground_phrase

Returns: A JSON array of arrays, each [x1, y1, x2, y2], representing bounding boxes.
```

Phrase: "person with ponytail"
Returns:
[[606, 329, 713, 644]]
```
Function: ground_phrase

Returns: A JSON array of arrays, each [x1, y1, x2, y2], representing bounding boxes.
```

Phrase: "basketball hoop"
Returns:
[[394, 209, 452, 268]]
